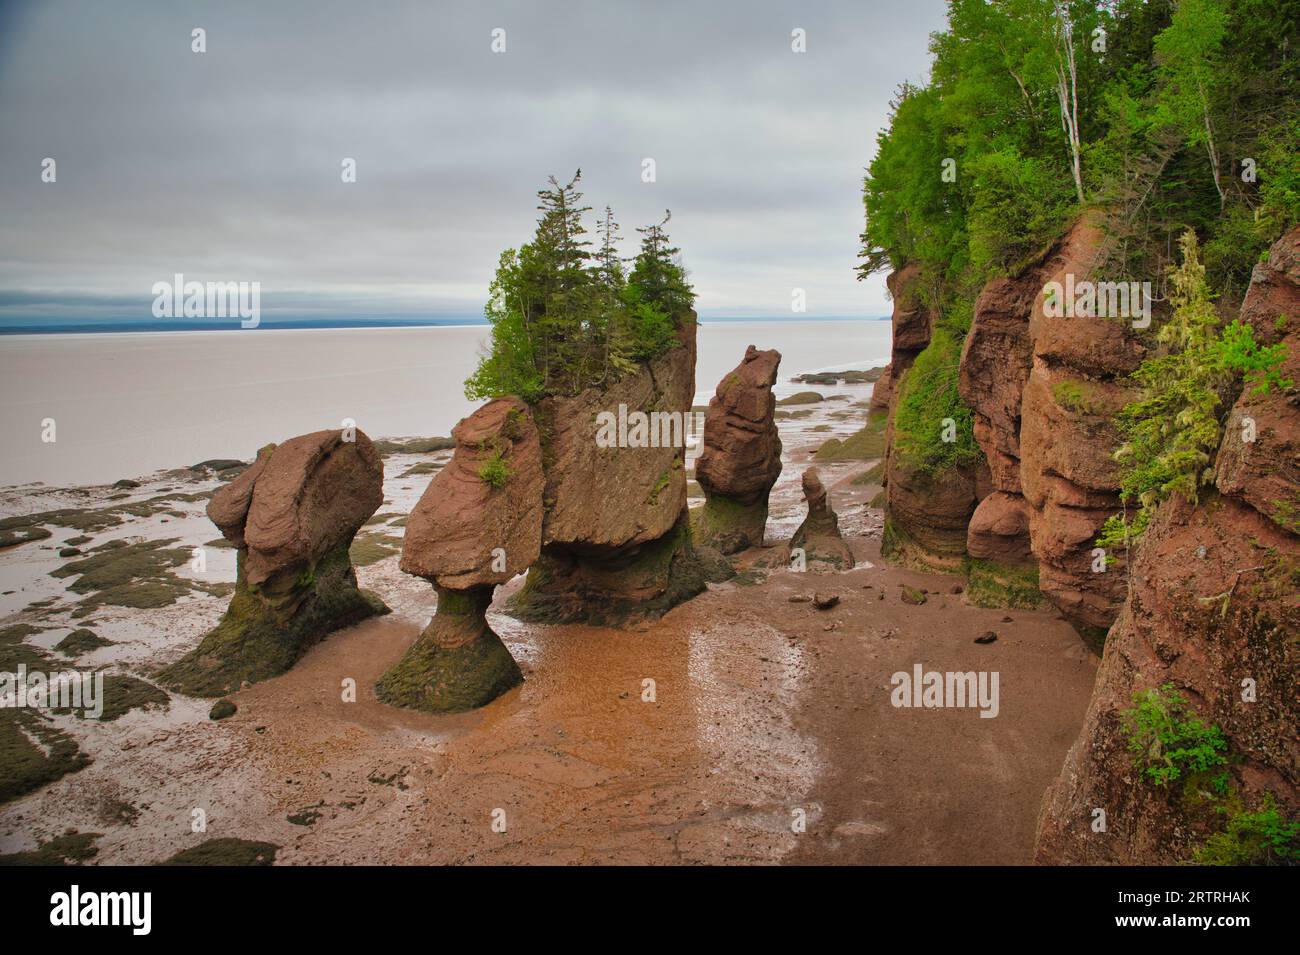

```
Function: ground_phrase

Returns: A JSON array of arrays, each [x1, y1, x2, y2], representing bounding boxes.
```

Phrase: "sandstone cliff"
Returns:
[[1035, 226, 1300, 865]]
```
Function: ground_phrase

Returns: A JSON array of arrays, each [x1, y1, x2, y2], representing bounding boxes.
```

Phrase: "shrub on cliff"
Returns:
[[465, 171, 695, 403], [1097, 231, 1288, 550], [891, 326, 982, 475]]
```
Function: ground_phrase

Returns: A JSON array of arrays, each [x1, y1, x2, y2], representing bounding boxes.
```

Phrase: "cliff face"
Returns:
[[1035, 227, 1300, 864], [869, 263, 933, 415], [878, 216, 1145, 632], [1018, 217, 1143, 638]]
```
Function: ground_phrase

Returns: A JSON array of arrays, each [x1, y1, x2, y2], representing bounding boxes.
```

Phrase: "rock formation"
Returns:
[[693, 345, 783, 553], [508, 314, 716, 625], [789, 468, 854, 570], [163, 430, 389, 696], [1017, 215, 1140, 639], [375, 398, 542, 713], [1035, 226, 1300, 864], [869, 263, 934, 415]]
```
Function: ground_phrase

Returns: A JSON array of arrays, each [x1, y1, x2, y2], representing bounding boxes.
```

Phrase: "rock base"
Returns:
[[692, 495, 768, 555], [508, 515, 711, 625], [162, 544, 388, 697], [375, 586, 522, 714]]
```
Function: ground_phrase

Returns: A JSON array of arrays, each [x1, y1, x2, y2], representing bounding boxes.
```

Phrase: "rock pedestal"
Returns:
[[377, 397, 542, 713], [693, 345, 783, 554], [789, 468, 854, 571], [162, 430, 389, 696]]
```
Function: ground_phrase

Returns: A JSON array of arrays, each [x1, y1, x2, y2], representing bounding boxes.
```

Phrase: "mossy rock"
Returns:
[[692, 494, 768, 555], [377, 625, 522, 715], [350, 533, 403, 567], [0, 525, 52, 548], [508, 514, 709, 626], [162, 838, 278, 866], [209, 698, 237, 720], [777, 391, 824, 406], [160, 544, 389, 697], [965, 559, 1042, 610]]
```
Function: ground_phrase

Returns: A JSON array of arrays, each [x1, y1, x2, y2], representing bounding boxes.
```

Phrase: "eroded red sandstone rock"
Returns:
[[510, 314, 715, 624], [400, 397, 543, 590], [790, 468, 854, 570], [1034, 495, 1299, 864], [694, 345, 783, 553], [966, 491, 1033, 563], [1214, 225, 1300, 535], [377, 398, 544, 712], [1036, 227, 1300, 865], [164, 430, 388, 696]]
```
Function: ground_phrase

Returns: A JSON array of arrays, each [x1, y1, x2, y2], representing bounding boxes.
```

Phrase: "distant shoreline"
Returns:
[[0, 315, 888, 336]]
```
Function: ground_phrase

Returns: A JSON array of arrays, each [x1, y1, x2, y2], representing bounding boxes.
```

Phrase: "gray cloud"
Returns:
[[0, 0, 946, 321]]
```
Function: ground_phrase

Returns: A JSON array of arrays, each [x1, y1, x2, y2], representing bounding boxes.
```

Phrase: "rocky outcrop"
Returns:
[[693, 346, 783, 553], [1214, 226, 1300, 535], [508, 315, 714, 625], [869, 264, 935, 415], [163, 430, 389, 696], [376, 398, 542, 713], [1036, 226, 1300, 865], [966, 491, 1033, 563], [882, 450, 982, 572], [1017, 216, 1142, 637], [789, 469, 854, 570]]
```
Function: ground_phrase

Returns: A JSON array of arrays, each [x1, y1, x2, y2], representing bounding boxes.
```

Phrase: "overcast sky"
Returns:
[[0, 0, 948, 324]]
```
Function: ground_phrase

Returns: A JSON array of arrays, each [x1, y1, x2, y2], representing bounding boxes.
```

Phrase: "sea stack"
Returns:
[[162, 429, 389, 696], [789, 467, 854, 570], [693, 345, 783, 554], [376, 397, 543, 713]]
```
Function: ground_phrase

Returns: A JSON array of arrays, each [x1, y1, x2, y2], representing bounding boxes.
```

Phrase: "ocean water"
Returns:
[[0, 320, 891, 487]]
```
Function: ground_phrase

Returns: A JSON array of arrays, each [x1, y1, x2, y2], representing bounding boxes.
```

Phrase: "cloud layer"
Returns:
[[0, 0, 946, 322]]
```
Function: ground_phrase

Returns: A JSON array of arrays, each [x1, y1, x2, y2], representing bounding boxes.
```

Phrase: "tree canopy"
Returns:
[[466, 171, 696, 402]]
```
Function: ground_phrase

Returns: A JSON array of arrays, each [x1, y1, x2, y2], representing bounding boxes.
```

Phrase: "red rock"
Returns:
[[400, 397, 544, 590], [790, 468, 854, 570], [966, 491, 1033, 563]]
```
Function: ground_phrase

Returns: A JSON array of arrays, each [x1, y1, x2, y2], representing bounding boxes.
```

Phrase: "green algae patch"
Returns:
[[162, 838, 278, 866], [0, 709, 92, 804], [54, 675, 169, 722], [54, 628, 114, 656], [372, 436, 455, 455], [813, 425, 887, 462], [160, 545, 389, 697], [777, 391, 825, 406], [965, 559, 1042, 610], [0, 524, 52, 549], [399, 461, 442, 477], [51, 538, 194, 614], [0, 831, 101, 866], [350, 533, 403, 567]]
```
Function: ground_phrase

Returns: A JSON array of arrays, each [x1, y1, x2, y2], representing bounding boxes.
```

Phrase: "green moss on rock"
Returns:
[[160, 544, 388, 697], [965, 559, 1042, 610]]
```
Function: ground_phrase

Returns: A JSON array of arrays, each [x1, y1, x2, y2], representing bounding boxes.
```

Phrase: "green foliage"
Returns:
[[892, 326, 982, 475], [466, 173, 695, 403], [477, 451, 510, 489], [862, 0, 1299, 302], [1105, 231, 1288, 545], [1122, 682, 1229, 792], [1195, 794, 1300, 866]]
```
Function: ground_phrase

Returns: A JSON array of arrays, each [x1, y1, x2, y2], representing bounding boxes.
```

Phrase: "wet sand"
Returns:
[[0, 383, 1096, 864]]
